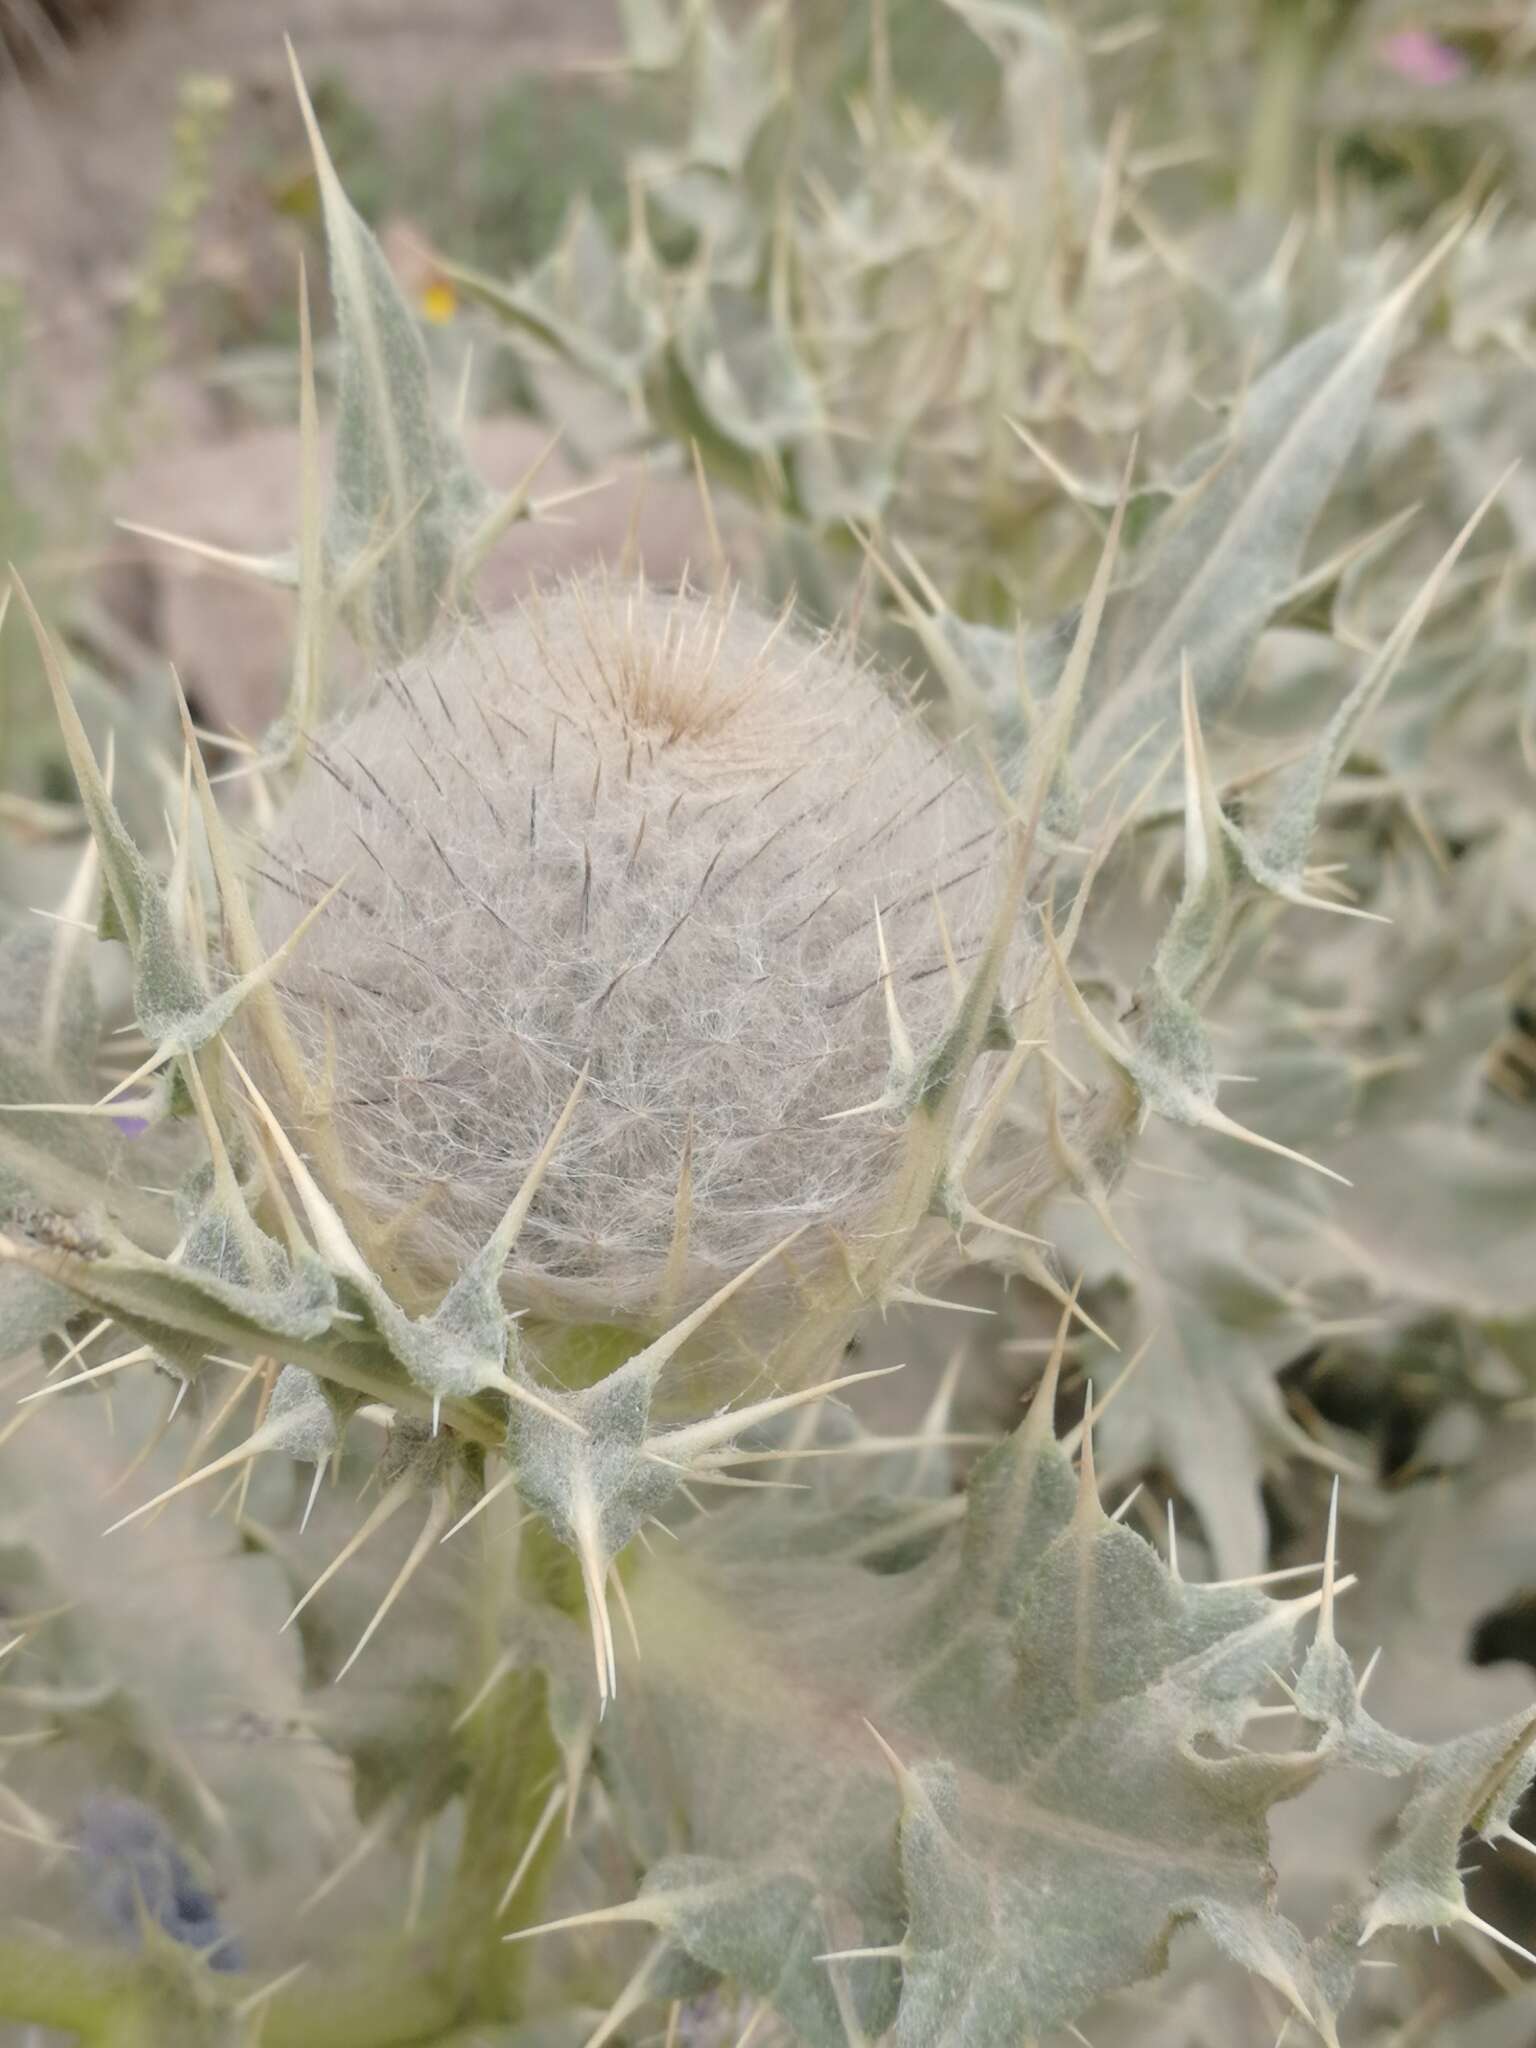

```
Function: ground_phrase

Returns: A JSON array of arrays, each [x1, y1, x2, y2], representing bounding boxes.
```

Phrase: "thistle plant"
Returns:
[[1, 9, 1536, 2048]]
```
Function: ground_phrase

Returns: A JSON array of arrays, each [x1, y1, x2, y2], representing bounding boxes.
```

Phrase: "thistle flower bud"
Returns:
[[255, 576, 1013, 1321]]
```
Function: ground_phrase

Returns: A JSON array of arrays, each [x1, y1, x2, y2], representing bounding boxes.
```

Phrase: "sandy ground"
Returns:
[[0, 0, 618, 346], [0, 0, 719, 734]]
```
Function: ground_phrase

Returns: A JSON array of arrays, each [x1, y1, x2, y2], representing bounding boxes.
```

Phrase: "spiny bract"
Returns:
[[254, 576, 1015, 1319]]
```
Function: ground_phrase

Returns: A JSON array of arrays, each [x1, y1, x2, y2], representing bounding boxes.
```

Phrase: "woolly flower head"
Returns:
[[256, 576, 1013, 1320]]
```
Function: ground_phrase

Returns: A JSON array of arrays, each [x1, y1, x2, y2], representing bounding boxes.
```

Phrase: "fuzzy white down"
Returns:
[[254, 577, 1012, 1319]]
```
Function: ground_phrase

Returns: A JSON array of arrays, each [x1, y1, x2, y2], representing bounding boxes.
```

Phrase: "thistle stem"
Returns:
[[0, 1934, 465, 2045], [0, 1938, 134, 2035], [1243, 0, 1320, 213], [444, 1489, 568, 2016], [445, 1322, 653, 2014]]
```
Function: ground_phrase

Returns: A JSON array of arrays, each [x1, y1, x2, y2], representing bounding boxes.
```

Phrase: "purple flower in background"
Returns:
[[1379, 27, 1469, 86], [73, 1794, 244, 1972], [110, 1112, 152, 1138]]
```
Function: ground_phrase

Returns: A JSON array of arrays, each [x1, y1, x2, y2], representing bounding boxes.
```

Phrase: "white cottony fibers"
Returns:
[[254, 577, 1015, 1319]]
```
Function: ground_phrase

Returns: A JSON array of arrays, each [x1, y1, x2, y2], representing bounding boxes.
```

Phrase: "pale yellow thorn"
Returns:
[[452, 1650, 517, 1733], [625, 1224, 811, 1390], [213, 864, 355, 1029], [473, 1365, 588, 1435], [103, 1413, 292, 1534], [331, 489, 435, 616], [0, 1399, 45, 1453], [483, 1065, 591, 1269], [1061, 1330, 1156, 1456], [19, 1344, 153, 1404], [333, 1490, 453, 1683], [887, 1285, 996, 1316], [1073, 1382, 1102, 1521], [116, 521, 294, 583], [733, 2002, 772, 2047], [26, 908, 97, 934], [1319, 1476, 1341, 1644], [40, 836, 101, 1070], [1212, 1560, 1327, 1591], [609, 1564, 642, 1663], [1196, 1101, 1352, 1187], [1016, 1252, 1119, 1353], [232, 1963, 311, 2021], [457, 429, 568, 588], [571, 1467, 617, 1706], [224, 1043, 371, 1283], [288, 247, 326, 749], [950, 1036, 1042, 1185], [1005, 417, 1107, 538], [282, 1477, 413, 1632], [955, 1195, 1051, 1249], [851, 527, 986, 726], [1038, 909, 1134, 1075], [872, 899, 915, 1077], [1178, 653, 1223, 894], [497, 1781, 565, 1916], [653, 1362, 906, 1464], [8, 573, 142, 952], [822, 1090, 904, 1124], [1019, 1287, 1077, 1452], [859, 1716, 918, 1799], [701, 1430, 993, 1472], [93, 1042, 176, 1112], [1034, 439, 1136, 796], [1279, 1573, 1358, 1621], [300, 1801, 402, 1912], [501, 1897, 660, 1945], [1459, 1909, 1536, 1973], [580, 1936, 669, 2048], [931, 884, 964, 1000], [440, 1468, 519, 1545], [40, 1315, 113, 1381]]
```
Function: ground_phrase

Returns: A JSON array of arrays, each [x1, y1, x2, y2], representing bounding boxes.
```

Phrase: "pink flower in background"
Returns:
[[1379, 27, 1469, 86]]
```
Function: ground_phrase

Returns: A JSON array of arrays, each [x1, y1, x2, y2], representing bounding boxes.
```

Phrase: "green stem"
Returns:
[[0, 1931, 466, 2047], [437, 1323, 648, 2016], [261, 1958, 464, 2048], [0, 1925, 498, 2046], [1243, 0, 1319, 213], [441, 1490, 568, 2018], [0, 1937, 135, 2036]]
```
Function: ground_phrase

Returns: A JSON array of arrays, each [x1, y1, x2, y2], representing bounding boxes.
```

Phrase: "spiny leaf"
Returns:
[[0, 1233, 509, 1442], [1231, 463, 1513, 903], [566, 1387, 1486, 2046], [0, 1372, 355, 1878], [286, 39, 492, 654], [1072, 223, 1467, 787], [447, 200, 663, 402], [9, 573, 158, 953]]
